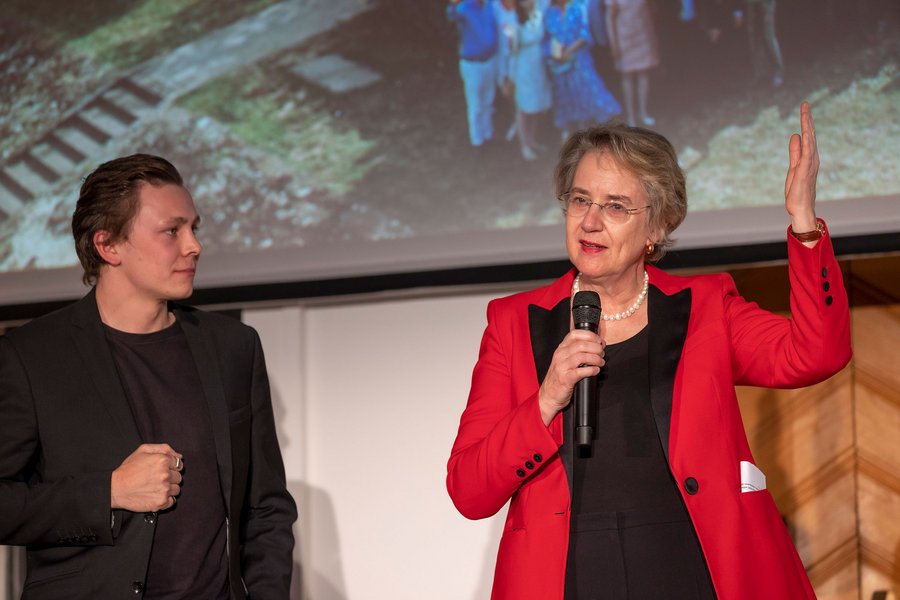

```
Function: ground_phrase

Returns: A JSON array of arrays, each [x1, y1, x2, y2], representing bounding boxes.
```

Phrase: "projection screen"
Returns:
[[1, 0, 898, 307]]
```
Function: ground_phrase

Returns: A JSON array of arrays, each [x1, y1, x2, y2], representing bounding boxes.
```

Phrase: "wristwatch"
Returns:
[[790, 221, 825, 242]]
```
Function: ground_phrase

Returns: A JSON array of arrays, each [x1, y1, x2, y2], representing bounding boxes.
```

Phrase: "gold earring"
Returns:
[[645, 243, 654, 255]]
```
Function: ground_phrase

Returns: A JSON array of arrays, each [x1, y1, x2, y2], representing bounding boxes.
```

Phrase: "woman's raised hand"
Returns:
[[784, 101, 820, 238]]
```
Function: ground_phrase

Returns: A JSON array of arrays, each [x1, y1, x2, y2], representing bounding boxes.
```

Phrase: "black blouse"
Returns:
[[564, 326, 717, 599]]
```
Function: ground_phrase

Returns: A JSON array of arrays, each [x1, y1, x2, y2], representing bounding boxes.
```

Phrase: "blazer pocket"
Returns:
[[503, 486, 530, 533], [23, 567, 83, 599], [228, 403, 252, 424], [739, 487, 776, 508]]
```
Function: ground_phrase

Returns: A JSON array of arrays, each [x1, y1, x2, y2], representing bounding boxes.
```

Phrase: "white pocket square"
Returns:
[[740, 461, 766, 493]]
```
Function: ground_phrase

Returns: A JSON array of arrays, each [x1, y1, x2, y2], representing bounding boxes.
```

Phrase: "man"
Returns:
[[0, 154, 297, 598], [676, 0, 744, 89], [737, 0, 785, 87], [448, 0, 500, 148]]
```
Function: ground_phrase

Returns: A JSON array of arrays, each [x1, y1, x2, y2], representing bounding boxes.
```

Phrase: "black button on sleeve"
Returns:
[[533, 453, 543, 463], [823, 281, 830, 292], [143, 513, 156, 524], [825, 296, 833, 306], [525, 461, 535, 470], [132, 581, 144, 594], [683, 477, 699, 495], [821, 267, 828, 278], [515, 469, 526, 478]]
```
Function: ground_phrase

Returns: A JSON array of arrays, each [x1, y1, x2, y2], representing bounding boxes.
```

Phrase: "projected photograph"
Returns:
[[1, 0, 898, 286]]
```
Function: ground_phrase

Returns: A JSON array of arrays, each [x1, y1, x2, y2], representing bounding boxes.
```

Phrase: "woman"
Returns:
[[494, 0, 521, 143], [508, 0, 553, 160], [446, 103, 850, 599], [545, 0, 621, 138], [606, 0, 659, 126]]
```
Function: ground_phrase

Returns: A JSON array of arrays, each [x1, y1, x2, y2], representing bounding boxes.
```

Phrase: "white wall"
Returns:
[[243, 284, 534, 600], [0, 543, 24, 598]]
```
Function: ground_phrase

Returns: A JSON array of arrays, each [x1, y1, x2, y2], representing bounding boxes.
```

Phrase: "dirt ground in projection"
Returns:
[[1, 1, 898, 271]]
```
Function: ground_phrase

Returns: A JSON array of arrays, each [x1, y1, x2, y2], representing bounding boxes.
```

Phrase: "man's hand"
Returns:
[[111, 443, 183, 512]]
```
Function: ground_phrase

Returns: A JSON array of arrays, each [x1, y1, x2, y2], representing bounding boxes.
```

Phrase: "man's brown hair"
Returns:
[[72, 154, 183, 285]]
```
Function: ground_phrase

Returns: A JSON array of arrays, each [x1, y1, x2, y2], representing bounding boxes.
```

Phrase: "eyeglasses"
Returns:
[[558, 193, 651, 223]]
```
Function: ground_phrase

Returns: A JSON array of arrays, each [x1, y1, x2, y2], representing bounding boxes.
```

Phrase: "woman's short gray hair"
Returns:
[[554, 123, 687, 261]]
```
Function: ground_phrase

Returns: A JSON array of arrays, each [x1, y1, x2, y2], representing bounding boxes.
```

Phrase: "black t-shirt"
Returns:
[[105, 321, 228, 599]]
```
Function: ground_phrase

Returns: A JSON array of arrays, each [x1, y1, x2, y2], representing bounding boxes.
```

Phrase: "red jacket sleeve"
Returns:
[[726, 221, 852, 387], [446, 299, 562, 520]]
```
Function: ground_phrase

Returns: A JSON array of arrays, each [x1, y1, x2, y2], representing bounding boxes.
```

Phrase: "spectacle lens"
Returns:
[[559, 193, 649, 224]]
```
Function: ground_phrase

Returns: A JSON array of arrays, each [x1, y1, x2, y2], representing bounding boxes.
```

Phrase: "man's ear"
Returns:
[[93, 231, 122, 267]]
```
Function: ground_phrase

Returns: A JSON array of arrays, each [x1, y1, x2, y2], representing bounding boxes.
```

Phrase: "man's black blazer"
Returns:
[[0, 289, 297, 599]]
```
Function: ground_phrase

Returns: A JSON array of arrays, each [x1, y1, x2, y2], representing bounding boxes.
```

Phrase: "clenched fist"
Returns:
[[110, 443, 184, 512]]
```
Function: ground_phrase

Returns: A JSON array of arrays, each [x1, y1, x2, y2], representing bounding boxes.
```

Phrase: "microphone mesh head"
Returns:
[[572, 291, 601, 325]]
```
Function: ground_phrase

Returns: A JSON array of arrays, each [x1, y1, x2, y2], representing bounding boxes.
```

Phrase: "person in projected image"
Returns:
[[545, 0, 622, 139], [448, 0, 501, 148], [0, 154, 296, 598], [687, 0, 743, 45], [507, 0, 553, 160], [494, 0, 522, 145], [606, 0, 660, 127], [737, 0, 786, 87], [447, 102, 850, 599]]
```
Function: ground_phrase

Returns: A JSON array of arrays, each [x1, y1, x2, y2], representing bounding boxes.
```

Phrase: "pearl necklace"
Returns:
[[572, 270, 649, 321]]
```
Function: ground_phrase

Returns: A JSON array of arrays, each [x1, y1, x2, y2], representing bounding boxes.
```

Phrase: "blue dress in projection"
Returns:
[[545, 1, 621, 128]]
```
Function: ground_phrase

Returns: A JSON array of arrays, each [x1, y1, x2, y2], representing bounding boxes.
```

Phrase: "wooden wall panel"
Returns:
[[731, 253, 900, 600], [854, 298, 900, 600], [737, 371, 858, 597], [814, 565, 861, 600], [739, 373, 854, 502]]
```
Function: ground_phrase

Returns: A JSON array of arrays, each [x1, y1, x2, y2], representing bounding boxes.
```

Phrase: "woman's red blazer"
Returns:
[[447, 224, 851, 599]]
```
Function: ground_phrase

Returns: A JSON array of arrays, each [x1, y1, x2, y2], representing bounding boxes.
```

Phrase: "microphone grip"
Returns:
[[572, 291, 600, 454], [575, 374, 595, 450]]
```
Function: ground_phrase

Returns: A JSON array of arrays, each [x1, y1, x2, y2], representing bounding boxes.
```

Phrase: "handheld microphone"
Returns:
[[572, 291, 601, 452]]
